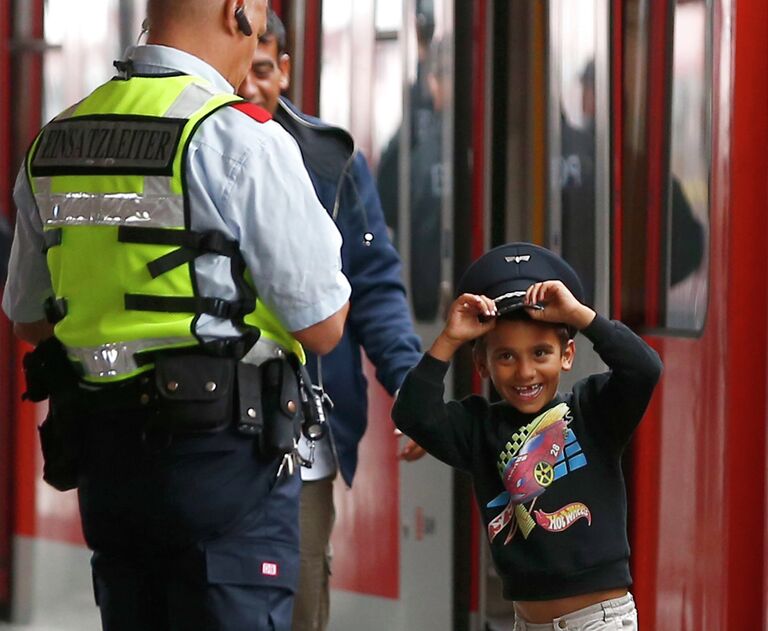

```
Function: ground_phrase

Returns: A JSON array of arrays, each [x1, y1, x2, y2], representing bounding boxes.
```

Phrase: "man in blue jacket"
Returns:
[[239, 11, 423, 631]]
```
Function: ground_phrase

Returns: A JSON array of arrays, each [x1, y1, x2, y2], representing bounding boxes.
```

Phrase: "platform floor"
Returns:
[[0, 537, 516, 631]]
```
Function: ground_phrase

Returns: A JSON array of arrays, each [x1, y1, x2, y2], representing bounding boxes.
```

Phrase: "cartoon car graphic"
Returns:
[[502, 418, 568, 504]]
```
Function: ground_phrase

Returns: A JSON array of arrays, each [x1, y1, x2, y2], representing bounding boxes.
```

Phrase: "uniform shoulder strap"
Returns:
[[230, 101, 272, 123]]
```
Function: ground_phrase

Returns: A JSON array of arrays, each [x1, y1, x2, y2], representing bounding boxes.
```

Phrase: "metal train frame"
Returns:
[[0, 0, 766, 629]]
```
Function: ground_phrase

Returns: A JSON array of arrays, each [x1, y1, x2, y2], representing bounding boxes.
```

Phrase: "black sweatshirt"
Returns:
[[392, 315, 662, 601]]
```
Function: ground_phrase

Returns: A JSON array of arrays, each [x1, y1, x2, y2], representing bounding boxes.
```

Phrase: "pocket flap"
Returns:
[[205, 540, 299, 591], [155, 354, 234, 402]]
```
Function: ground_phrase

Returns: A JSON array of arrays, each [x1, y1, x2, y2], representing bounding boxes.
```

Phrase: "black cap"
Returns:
[[456, 242, 584, 314]]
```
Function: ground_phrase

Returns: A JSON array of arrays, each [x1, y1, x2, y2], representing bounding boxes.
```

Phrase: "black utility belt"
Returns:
[[76, 353, 304, 456]]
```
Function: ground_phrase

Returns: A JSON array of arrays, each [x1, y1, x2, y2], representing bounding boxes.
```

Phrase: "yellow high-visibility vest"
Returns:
[[26, 73, 303, 383]]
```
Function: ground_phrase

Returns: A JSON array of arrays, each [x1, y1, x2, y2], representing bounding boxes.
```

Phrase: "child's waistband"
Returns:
[[514, 592, 635, 630]]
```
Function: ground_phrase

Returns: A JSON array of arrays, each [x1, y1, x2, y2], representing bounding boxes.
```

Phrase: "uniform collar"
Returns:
[[123, 45, 234, 93]]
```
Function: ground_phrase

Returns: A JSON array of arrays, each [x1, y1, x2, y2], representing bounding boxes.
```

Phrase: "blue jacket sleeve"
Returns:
[[338, 152, 422, 394]]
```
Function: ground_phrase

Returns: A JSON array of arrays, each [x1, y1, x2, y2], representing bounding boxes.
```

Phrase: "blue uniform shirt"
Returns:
[[2, 45, 350, 338]]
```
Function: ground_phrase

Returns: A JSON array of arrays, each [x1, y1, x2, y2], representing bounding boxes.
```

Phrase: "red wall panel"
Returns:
[[0, 0, 14, 610], [725, 0, 768, 626], [330, 360, 399, 598]]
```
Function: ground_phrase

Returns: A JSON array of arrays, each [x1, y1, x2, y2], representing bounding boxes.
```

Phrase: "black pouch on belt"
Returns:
[[152, 353, 236, 433], [258, 358, 302, 458], [38, 400, 81, 492], [23, 337, 83, 492], [235, 361, 263, 437]]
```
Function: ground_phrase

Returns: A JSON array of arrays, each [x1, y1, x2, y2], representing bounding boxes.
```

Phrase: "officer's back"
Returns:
[[2, 1, 350, 629]]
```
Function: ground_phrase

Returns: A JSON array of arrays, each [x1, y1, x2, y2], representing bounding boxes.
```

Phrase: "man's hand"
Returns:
[[398, 437, 427, 461], [13, 320, 55, 346], [395, 429, 427, 461]]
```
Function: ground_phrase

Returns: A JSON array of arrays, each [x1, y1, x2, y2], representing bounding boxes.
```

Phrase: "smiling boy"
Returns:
[[392, 242, 662, 629]]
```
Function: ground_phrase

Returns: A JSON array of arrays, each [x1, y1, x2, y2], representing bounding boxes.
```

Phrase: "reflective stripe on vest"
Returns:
[[27, 75, 303, 382]]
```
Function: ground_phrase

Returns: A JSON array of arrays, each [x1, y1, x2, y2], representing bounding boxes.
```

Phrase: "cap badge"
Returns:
[[505, 255, 531, 264]]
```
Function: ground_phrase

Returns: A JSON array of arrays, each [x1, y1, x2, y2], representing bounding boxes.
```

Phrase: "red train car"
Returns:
[[0, 0, 766, 629]]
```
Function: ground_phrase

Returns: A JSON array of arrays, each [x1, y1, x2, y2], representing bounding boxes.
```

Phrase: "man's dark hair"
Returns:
[[260, 8, 288, 55]]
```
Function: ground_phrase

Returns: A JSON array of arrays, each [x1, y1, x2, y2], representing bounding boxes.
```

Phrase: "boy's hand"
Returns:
[[428, 293, 497, 361], [524, 281, 596, 330]]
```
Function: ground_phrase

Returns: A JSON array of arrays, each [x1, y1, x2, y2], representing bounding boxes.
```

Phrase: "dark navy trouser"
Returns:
[[78, 407, 302, 631]]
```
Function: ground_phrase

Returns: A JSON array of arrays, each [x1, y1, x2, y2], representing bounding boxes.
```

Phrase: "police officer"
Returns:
[[2, 1, 350, 629]]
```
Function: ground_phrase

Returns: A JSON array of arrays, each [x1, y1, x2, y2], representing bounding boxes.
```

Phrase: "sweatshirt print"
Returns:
[[392, 315, 662, 600]]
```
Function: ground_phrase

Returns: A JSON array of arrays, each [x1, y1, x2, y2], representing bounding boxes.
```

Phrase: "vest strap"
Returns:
[[133, 330, 261, 367], [42, 229, 63, 253], [124, 294, 255, 320], [118, 226, 242, 278], [44, 297, 68, 324]]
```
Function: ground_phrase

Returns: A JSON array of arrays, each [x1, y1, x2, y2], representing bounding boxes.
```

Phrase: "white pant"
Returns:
[[513, 593, 638, 631]]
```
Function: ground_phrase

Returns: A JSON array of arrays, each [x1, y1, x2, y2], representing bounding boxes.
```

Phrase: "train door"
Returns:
[[478, 2, 611, 628], [624, 0, 768, 627], [0, 0, 46, 620], [313, 1, 457, 629], [3, 1, 143, 625], [0, 0, 15, 618]]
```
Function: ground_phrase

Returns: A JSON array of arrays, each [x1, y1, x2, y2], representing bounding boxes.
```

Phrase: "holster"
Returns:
[[22, 337, 82, 492], [22, 336, 80, 403], [257, 358, 302, 459], [38, 401, 81, 491]]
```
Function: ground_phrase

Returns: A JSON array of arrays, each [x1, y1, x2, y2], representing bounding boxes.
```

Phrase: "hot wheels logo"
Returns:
[[533, 502, 592, 533]]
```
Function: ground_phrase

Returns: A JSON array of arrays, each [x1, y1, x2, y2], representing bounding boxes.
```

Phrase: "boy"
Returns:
[[392, 242, 662, 629]]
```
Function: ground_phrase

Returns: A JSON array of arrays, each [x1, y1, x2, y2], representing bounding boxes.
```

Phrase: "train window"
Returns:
[[42, 0, 143, 122], [371, 1, 403, 185], [663, 0, 710, 331], [319, 1, 354, 131], [375, 0, 455, 328], [375, 0, 402, 34], [621, 0, 711, 334], [548, 0, 610, 314]]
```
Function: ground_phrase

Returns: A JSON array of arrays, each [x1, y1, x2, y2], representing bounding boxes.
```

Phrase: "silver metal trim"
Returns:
[[593, 0, 611, 317], [291, 0, 307, 111], [547, 0, 563, 255], [398, 0, 414, 301]]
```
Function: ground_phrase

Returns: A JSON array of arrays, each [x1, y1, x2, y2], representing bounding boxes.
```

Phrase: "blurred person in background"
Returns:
[[560, 60, 703, 302], [378, 37, 450, 322]]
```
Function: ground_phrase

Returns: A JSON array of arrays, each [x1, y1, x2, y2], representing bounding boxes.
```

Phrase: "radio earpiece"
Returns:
[[234, 6, 253, 36]]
